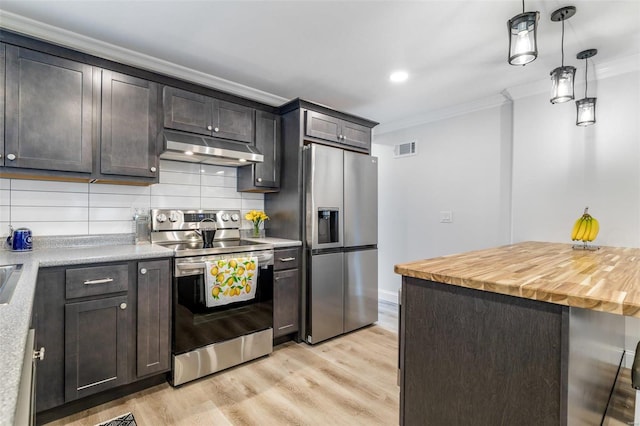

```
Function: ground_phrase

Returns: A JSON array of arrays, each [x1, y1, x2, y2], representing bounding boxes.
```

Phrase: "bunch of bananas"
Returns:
[[571, 207, 600, 242]]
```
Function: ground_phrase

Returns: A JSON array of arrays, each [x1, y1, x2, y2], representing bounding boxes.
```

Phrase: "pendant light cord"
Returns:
[[584, 58, 589, 97], [522, 0, 525, 13], [561, 18, 565, 67]]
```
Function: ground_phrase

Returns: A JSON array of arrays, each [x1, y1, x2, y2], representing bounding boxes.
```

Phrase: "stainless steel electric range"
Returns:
[[150, 209, 274, 386]]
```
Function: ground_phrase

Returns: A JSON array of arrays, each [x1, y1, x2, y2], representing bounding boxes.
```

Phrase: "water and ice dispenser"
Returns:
[[317, 208, 340, 244]]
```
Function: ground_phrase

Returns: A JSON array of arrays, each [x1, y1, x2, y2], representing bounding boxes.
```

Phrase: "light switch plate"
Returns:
[[440, 210, 453, 223]]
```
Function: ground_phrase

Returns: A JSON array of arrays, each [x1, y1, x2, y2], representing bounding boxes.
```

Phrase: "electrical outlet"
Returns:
[[440, 211, 453, 223]]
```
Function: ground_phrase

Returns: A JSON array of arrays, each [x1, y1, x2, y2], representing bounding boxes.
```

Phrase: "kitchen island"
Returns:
[[395, 241, 639, 426]]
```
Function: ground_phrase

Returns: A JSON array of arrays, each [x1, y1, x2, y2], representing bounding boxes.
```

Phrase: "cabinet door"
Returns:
[[100, 70, 158, 178], [341, 120, 371, 151], [237, 110, 280, 192], [5, 46, 93, 173], [136, 259, 171, 378], [64, 295, 129, 402], [212, 99, 254, 143], [305, 110, 340, 142], [163, 86, 213, 136], [273, 268, 300, 338]]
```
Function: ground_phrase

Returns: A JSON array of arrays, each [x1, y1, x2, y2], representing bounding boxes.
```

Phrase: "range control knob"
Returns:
[[169, 211, 179, 222], [221, 213, 230, 222], [230, 213, 240, 222], [156, 213, 167, 223]]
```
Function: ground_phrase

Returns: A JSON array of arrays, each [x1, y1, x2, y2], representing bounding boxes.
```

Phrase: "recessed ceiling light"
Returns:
[[390, 71, 409, 83]]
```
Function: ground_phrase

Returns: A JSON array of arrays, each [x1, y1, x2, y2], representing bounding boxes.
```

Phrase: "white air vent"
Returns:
[[394, 141, 417, 158]]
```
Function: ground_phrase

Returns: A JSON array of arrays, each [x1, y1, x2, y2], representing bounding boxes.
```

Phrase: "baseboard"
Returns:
[[379, 289, 398, 304], [625, 350, 636, 369]]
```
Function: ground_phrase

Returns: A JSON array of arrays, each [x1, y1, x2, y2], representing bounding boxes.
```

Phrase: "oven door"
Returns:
[[173, 250, 274, 355]]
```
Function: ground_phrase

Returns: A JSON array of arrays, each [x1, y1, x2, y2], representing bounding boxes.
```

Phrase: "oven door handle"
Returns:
[[176, 262, 206, 270]]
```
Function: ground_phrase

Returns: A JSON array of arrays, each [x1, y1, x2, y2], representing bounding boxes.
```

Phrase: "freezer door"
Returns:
[[344, 151, 378, 247], [308, 251, 344, 344], [305, 144, 344, 249], [344, 248, 378, 332]]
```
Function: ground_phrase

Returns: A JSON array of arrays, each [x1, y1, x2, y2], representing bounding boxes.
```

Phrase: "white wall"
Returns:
[[0, 160, 264, 236], [372, 104, 513, 303], [373, 69, 640, 355]]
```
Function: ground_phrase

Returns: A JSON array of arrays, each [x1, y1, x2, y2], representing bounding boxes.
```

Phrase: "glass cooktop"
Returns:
[[160, 240, 273, 257]]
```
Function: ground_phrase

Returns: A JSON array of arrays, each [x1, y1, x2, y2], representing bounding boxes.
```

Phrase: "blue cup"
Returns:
[[11, 228, 32, 251]]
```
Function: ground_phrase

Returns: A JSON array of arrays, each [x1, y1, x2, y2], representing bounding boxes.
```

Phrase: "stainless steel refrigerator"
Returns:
[[304, 143, 378, 344]]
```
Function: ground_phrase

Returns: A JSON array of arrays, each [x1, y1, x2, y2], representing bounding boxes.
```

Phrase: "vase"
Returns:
[[252, 222, 261, 238]]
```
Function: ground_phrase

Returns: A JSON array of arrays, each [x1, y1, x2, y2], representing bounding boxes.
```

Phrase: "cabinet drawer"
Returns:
[[274, 248, 300, 271], [65, 264, 129, 299]]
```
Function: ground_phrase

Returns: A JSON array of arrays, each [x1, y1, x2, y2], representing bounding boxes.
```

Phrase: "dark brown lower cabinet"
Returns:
[[34, 258, 171, 419], [273, 247, 301, 340], [64, 295, 129, 401]]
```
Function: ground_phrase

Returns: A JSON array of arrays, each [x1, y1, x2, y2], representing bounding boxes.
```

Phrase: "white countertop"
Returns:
[[242, 237, 302, 248], [0, 244, 173, 426]]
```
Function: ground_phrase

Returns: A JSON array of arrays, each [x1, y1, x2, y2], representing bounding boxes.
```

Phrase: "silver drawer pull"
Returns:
[[278, 324, 294, 330], [83, 278, 114, 285], [279, 257, 296, 262]]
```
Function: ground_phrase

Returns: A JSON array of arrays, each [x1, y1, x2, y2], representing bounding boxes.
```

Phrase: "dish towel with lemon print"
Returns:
[[205, 257, 258, 307]]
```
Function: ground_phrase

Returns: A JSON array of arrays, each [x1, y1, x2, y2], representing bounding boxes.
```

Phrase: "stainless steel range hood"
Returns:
[[160, 130, 263, 166]]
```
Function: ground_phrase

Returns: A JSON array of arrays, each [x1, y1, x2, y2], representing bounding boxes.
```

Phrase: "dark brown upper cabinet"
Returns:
[[305, 110, 371, 152], [4, 46, 94, 173], [100, 70, 159, 179], [237, 110, 280, 192], [163, 86, 254, 143]]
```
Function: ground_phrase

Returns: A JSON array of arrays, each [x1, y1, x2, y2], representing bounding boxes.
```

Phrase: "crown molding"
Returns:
[[375, 94, 510, 135], [0, 10, 288, 106], [375, 52, 639, 136]]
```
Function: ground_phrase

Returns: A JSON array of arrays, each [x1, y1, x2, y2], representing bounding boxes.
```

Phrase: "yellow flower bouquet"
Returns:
[[245, 210, 269, 237]]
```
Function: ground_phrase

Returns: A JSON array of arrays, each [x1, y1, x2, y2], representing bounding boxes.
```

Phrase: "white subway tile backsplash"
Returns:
[[89, 193, 151, 208], [15, 221, 89, 236], [89, 221, 133, 235], [10, 179, 88, 193], [159, 160, 200, 174], [11, 206, 88, 222], [200, 197, 241, 210], [201, 186, 240, 199], [11, 191, 89, 207], [160, 170, 201, 186], [90, 207, 135, 221], [241, 199, 265, 211], [150, 195, 200, 209], [151, 183, 200, 197], [200, 174, 236, 188], [199, 164, 236, 177], [4, 160, 258, 236], [89, 184, 151, 196]]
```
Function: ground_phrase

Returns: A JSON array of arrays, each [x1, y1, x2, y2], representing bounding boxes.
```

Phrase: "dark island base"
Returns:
[[400, 277, 625, 426]]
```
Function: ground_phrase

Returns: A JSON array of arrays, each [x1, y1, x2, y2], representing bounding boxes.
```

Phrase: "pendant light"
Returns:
[[575, 49, 597, 126], [507, 0, 540, 66], [550, 6, 577, 104]]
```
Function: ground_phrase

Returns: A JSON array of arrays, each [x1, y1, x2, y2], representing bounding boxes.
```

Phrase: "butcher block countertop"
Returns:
[[394, 241, 640, 318]]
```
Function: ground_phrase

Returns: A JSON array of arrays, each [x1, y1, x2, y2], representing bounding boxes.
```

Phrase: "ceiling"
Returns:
[[0, 1, 639, 133]]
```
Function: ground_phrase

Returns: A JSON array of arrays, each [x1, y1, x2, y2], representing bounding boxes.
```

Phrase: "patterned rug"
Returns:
[[96, 412, 137, 426]]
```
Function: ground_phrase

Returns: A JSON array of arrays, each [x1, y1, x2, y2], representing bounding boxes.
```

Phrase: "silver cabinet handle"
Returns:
[[7, 154, 16, 161], [0, 154, 3, 159], [278, 324, 294, 331], [279, 257, 296, 262], [140, 268, 147, 275], [33, 347, 45, 361], [83, 278, 114, 285], [207, 125, 213, 131], [213, 127, 219, 133], [120, 303, 127, 310], [257, 178, 263, 182], [150, 167, 157, 173]]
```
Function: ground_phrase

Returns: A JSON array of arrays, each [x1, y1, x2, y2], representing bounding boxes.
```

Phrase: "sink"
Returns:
[[0, 264, 23, 305]]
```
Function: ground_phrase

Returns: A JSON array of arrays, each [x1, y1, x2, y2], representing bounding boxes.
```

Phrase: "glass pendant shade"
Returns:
[[508, 12, 539, 65], [576, 97, 596, 126], [550, 65, 576, 104]]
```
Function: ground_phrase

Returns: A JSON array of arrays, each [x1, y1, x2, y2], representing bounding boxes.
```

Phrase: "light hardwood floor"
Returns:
[[45, 302, 400, 426]]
